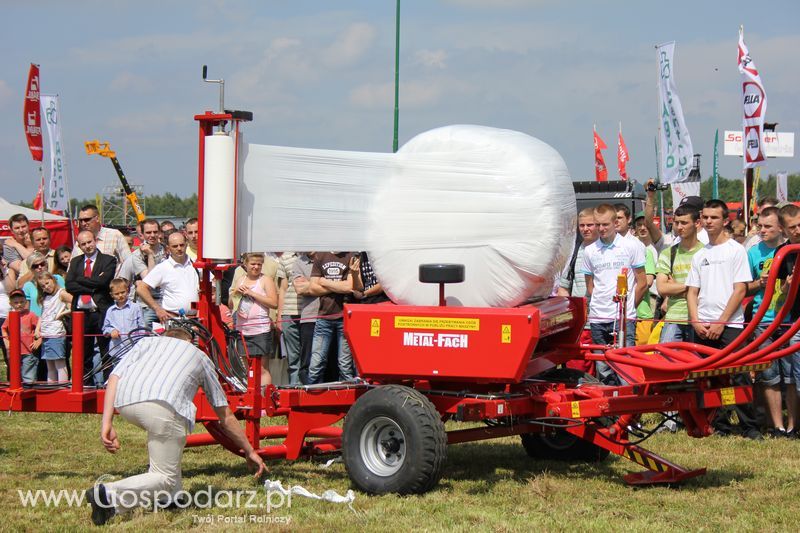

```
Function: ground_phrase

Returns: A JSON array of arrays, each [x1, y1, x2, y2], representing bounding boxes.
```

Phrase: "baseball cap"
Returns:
[[8, 289, 25, 299], [679, 196, 704, 211]]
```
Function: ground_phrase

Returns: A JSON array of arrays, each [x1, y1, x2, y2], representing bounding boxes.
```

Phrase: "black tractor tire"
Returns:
[[521, 367, 611, 462], [343, 385, 447, 494]]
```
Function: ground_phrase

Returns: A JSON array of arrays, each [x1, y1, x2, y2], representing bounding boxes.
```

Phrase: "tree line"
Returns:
[[16, 172, 798, 218], [16, 193, 198, 223]]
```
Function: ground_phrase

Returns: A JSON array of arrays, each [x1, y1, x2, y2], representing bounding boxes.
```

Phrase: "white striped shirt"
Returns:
[[111, 336, 228, 429]]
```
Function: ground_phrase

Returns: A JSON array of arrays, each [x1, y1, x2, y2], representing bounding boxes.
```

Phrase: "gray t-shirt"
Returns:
[[292, 254, 320, 324], [119, 245, 166, 303], [2, 241, 23, 266]]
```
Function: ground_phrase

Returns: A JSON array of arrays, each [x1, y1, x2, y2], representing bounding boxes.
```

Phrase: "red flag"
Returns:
[[617, 132, 629, 181], [23, 64, 43, 162], [32, 178, 44, 210], [593, 129, 608, 182]]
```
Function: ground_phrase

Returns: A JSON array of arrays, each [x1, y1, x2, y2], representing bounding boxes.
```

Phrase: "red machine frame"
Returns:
[[2, 111, 799, 494]]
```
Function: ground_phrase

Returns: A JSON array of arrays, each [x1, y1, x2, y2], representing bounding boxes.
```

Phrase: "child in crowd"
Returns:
[[103, 278, 145, 354], [34, 272, 72, 382], [1, 290, 41, 383], [232, 252, 278, 386]]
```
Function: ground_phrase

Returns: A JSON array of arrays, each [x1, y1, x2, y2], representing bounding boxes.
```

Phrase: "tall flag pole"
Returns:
[[41, 94, 69, 215], [656, 42, 694, 184], [654, 136, 665, 230], [392, 0, 401, 153], [593, 125, 608, 182], [712, 128, 719, 198], [23, 64, 43, 162], [776, 171, 788, 203], [617, 122, 629, 181], [23, 63, 45, 223], [738, 26, 768, 169], [738, 25, 767, 227]]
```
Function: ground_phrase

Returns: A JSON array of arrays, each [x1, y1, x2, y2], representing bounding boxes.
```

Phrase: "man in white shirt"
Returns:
[[136, 232, 198, 323], [686, 199, 760, 439], [583, 204, 647, 385], [88, 329, 266, 525]]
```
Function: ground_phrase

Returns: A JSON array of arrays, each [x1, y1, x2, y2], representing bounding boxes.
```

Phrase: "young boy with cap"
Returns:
[[1, 289, 41, 383]]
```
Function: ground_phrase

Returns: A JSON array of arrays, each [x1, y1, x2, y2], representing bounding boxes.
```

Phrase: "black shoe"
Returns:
[[767, 428, 787, 439], [743, 430, 764, 441], [784, 428, 796, 439], [85, 484, 115, 526]]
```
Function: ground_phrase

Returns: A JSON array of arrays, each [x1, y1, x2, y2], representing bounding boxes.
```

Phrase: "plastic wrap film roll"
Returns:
[[203, 132, 236, 261], [235, 124, 576, 307], [370, 125, 576, 307]]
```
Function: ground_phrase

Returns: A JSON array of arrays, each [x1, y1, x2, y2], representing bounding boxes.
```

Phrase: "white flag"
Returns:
[[738, 29, 767, 169], [776, 171, 788, 202], [40, 95, 68, 212], [671, 181, 700, 210], [657, 42, 694, 184]]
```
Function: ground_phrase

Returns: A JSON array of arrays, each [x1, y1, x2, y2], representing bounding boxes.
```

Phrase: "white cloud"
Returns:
[[321, 22, 377, 68], [109, 72, 154, 93], [350, 79, 454, 110], [415, 49, 448, 69]]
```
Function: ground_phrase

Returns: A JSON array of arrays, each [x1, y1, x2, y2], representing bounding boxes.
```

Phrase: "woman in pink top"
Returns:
[[233, 253, 278, 386]]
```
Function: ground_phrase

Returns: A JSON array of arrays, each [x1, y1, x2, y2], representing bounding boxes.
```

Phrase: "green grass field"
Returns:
[[1, 409, 799, 532]]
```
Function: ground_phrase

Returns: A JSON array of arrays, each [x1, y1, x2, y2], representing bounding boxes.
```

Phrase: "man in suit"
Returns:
[[66, 230, 117, 386]]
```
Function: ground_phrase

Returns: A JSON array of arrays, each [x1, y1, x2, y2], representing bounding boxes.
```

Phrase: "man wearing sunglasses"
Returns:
[[17, 227, 55, 287], [71, 205, 131, 270]]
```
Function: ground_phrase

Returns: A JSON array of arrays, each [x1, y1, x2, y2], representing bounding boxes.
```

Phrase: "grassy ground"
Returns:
[[1, 409, 799, 532]]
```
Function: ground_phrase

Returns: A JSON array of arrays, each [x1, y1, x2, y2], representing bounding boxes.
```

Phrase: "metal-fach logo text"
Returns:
[[402, 332, 468, 348]]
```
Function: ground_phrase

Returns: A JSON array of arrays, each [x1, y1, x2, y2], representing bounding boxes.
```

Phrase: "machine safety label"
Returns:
[[720, 387, 736, 406], [501, 324, 511, 344], [570, 401, 580, 418], [370, 319, 381, 337], [394, 316, 480, 331]]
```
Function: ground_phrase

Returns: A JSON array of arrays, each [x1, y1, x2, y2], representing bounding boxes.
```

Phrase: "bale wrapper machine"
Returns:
[[2, 110, 799, 496]]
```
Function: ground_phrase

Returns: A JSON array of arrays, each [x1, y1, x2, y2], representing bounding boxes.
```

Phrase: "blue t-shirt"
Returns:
[[23, 275, 66, 317], [748, 241, 778, 323]]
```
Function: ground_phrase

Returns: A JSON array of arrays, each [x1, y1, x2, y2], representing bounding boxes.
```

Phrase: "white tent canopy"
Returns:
[[0, 197, 67, 221]]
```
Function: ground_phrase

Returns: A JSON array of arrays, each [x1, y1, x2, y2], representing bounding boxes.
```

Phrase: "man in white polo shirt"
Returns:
[[136, 232, 198, 323], [583, 203, 647, 385]]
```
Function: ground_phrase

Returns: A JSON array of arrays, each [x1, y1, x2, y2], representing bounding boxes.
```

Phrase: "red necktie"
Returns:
[[80, 257, 93, 306]]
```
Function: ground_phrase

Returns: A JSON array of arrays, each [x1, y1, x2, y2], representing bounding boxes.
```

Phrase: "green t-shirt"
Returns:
[[656, 241, 704, 323], [636, 247, 657, 319]]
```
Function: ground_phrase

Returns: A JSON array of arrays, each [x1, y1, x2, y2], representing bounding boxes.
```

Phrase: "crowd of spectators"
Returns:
[[560, 189, 800, 439], [0, 206, 386, 389], [3, 194, 799, 439]]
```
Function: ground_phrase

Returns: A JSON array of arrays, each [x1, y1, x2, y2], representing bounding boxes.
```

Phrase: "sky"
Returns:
[[1, 0, 798, 204]]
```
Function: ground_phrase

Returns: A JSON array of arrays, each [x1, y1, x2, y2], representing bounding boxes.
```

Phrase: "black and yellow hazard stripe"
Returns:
[[621, 447, 668, 472], [688, 362, 771, 379]]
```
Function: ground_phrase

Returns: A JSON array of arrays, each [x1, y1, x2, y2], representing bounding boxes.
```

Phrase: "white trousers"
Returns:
[[105, 401, 187, 512]]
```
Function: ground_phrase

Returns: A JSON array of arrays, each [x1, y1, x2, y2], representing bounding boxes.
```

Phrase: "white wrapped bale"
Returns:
[[368, 125, 576, 307]]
